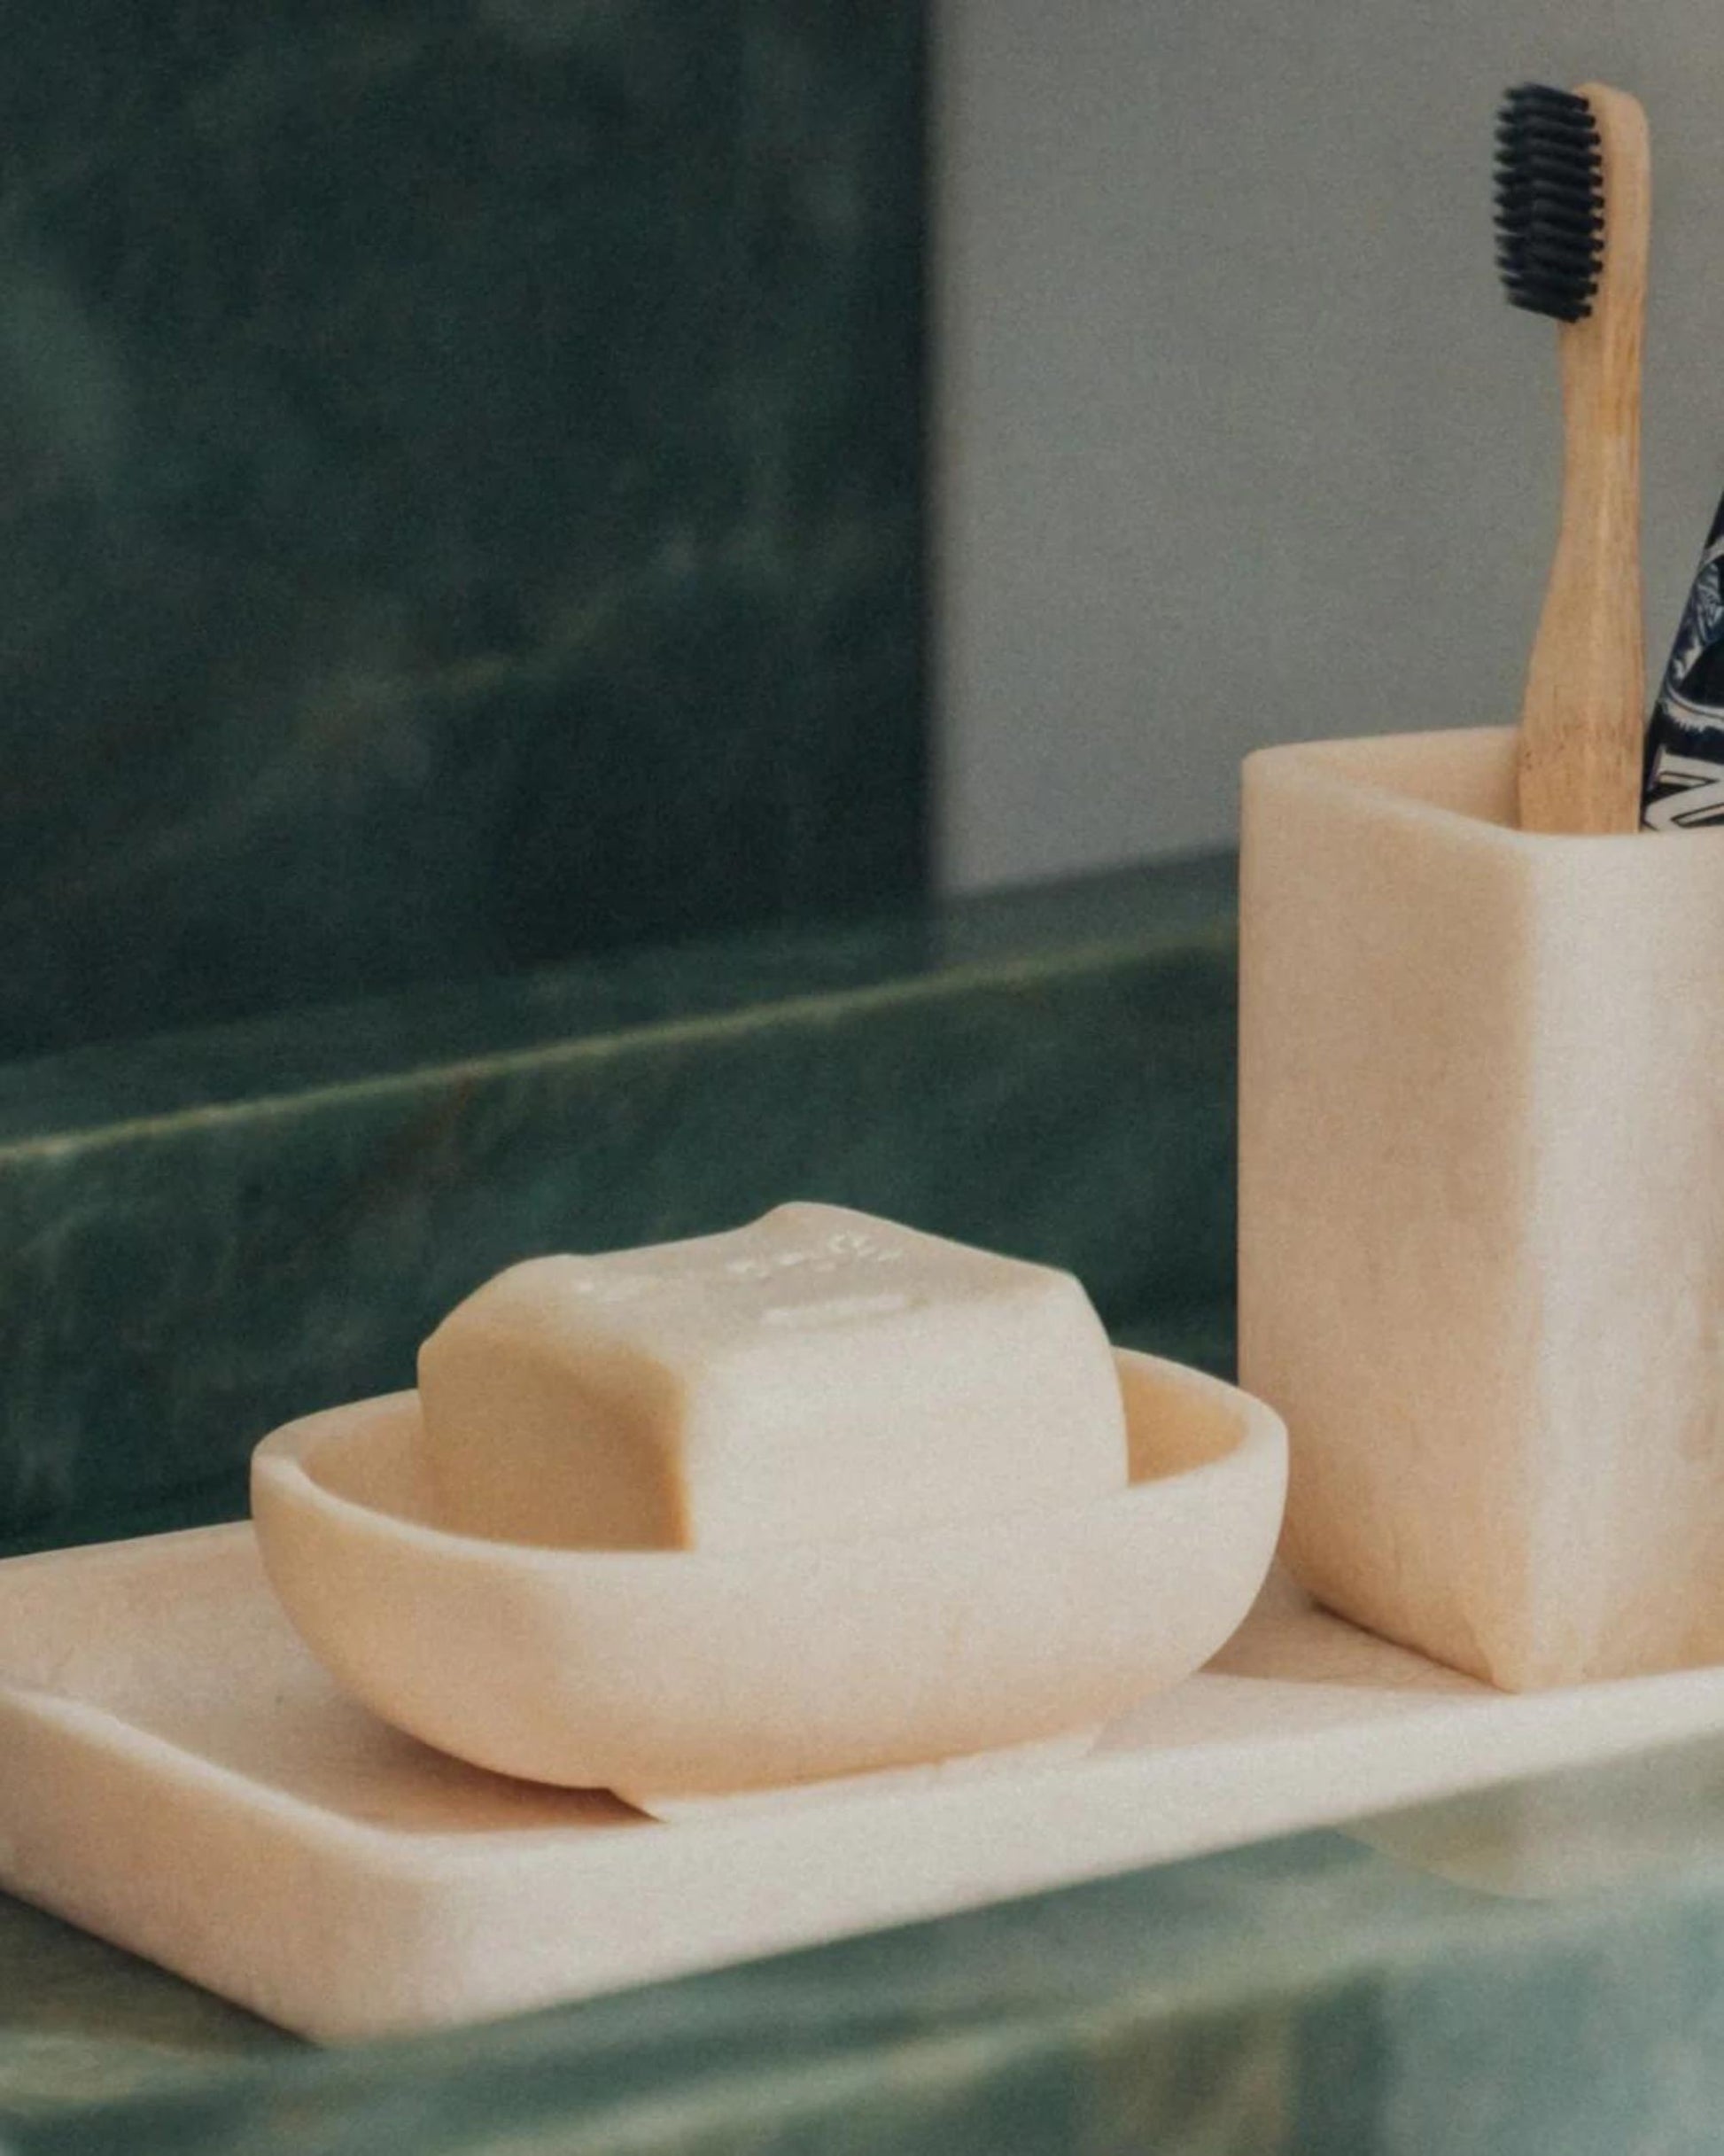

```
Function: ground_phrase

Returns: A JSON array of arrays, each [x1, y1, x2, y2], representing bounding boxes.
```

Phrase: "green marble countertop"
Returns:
[[7, 1733, 1724, 2154], [10, 857, 1724, 2152]]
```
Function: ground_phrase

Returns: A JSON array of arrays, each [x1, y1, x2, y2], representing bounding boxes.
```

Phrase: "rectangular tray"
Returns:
[[6, 1525, 1724, 2043]]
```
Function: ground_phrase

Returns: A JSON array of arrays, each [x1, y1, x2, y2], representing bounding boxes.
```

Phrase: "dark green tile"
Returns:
[[0, 854, 1236, 1146], [0, 0, 925, 1061]]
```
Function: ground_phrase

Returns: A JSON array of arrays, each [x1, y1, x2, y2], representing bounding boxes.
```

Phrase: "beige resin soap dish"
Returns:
[[252, 1348, 1288, 1817]]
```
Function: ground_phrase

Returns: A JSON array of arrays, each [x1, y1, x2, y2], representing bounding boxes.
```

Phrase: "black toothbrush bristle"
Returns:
[[1494, 82, 1604, 323]]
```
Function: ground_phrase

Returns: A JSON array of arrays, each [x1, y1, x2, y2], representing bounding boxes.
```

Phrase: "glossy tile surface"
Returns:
[[0, 0, 925, 1061]]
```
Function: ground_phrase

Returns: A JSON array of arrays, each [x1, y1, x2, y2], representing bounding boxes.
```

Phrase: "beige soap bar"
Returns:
[[416, 1203, 1127, 1549]]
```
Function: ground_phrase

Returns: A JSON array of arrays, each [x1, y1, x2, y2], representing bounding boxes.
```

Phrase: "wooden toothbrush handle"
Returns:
[[1517, 83, 1650, 835]]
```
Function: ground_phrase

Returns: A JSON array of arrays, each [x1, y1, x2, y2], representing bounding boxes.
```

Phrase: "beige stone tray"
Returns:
[[6, 1526, 1724, 2044]]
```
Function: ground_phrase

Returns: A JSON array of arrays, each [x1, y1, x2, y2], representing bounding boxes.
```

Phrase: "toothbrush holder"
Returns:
[[1239, 725, 1724, 1690]]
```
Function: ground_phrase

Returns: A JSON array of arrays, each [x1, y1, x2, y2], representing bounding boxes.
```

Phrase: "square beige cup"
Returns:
[[1239, 725, 1724, 1691]]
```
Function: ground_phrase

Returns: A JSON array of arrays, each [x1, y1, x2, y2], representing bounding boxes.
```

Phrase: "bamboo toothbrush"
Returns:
[[1495, 82, 1650, 833]]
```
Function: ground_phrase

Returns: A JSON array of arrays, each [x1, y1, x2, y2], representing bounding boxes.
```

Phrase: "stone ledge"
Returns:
[[0, 853, 1237, 1554]]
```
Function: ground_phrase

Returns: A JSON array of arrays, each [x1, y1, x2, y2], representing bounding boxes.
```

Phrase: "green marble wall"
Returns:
[[0, 855, 1238, 1557], [0, 0, 925, 1062]]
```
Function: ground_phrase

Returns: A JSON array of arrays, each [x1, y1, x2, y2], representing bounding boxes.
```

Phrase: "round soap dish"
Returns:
[[250, 1350, 1286, 1814]]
